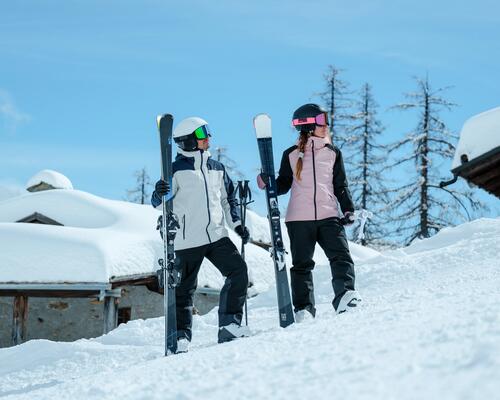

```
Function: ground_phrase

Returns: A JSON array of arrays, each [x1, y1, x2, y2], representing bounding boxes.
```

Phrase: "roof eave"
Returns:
[[451, 145, 500, 198]]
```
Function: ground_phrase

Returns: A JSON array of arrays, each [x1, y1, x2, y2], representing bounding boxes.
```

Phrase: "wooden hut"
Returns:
[[441, 107, 500, 198]]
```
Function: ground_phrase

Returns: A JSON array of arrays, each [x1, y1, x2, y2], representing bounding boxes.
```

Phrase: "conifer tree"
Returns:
[[318, 65, 352, 148], [345, 83, 390, 246], [388, 76, 483, 244]]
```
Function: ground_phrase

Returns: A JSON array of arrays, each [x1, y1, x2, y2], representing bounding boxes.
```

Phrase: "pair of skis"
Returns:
[[155, 113, 294, 356], [156, 114, 180, 356], [254, 114, 295, 328]]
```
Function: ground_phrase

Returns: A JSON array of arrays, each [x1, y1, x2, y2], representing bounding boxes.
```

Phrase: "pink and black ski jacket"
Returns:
[[276, 136, 354, 222]]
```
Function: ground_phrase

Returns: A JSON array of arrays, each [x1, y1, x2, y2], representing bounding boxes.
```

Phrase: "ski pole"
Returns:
[[236, 180, 253, 326], [354, 209, 373, 241]]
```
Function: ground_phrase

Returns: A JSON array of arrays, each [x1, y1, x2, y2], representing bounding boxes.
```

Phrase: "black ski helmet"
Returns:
[[292, 103, 327, 132]]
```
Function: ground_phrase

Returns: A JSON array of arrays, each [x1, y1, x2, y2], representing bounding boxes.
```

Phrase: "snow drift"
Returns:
[[1, 217, 498, 400]]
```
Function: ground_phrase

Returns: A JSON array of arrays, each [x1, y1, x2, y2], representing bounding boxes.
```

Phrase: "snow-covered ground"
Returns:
[[1, 217, 499, 399]]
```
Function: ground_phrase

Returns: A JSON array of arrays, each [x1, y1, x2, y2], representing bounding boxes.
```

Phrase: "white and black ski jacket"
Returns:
[[151, 148, 241, 250]]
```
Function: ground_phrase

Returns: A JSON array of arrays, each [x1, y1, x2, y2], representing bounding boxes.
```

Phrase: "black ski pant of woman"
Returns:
[[286, 217, 355, 316], [174, 237, 248, 341]]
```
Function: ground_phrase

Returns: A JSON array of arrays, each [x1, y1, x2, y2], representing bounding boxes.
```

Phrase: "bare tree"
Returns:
[[213, 146, 245, 181], [126, 167, 152, 204], [344, 83, 391, 246], [388, 76, 484, 244], [317, 65, 353, 148]]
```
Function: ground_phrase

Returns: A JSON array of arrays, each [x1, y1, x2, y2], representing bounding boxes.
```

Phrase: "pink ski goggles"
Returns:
[[292, 112, 329, 127]]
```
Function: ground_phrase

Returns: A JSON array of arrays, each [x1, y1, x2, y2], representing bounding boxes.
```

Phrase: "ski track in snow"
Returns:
[[0, 219, 499, 399]]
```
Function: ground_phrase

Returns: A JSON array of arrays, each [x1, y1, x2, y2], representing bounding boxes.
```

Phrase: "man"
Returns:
[[151, 116, 251, 352]]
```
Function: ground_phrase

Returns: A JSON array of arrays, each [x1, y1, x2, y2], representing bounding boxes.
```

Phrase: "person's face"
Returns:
[[197, 137, 210, 150], [313, 124, 329, 138]]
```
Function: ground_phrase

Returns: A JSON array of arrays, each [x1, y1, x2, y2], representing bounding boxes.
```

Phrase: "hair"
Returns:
[[295, 130, 311, 180]]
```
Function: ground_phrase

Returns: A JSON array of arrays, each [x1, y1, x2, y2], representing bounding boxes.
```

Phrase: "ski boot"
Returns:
[[334, 290, 362, 314]]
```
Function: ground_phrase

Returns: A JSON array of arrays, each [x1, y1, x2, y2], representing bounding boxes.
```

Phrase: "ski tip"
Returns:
[[156, 114, 174, 128], [253, 113, 272, 138], [253, 113, 270, 124]]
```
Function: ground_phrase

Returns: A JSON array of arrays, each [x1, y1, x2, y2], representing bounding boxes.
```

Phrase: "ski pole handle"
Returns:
[[354, 209, 373, 241]]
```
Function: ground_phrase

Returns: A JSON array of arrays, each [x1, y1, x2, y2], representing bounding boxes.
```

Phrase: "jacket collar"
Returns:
[[295, 135, 330, 149], [176, 148, 211, 167]]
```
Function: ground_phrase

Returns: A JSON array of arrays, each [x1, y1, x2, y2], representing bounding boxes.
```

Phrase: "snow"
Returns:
[[26, 170, 73, 190], [0, 189, 161, 283], [0, 189, 375, 293], [451, 107, 500, 169], [0, 190, 276, 291], [2, 217, 499, 399], [0, 184, 25, 202]]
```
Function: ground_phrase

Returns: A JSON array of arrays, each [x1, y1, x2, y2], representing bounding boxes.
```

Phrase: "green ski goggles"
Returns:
[[193, 125, 212, 140]]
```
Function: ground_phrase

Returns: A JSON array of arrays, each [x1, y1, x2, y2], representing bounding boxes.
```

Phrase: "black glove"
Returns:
[[235, 225, 250, 245], [155, 179, 170, 197], [340, 212, 355, 226]]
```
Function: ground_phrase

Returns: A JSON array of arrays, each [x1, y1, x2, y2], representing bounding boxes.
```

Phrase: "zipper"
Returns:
[[182, 214, 186, 240], [311, 140, 317, 220], [199, 151, 212, 243]]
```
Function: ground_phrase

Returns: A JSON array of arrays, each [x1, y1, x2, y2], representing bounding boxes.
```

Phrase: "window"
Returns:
[[117, 307, 131, 325]]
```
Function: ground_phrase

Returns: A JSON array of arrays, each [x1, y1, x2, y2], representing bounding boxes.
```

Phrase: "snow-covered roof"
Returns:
[[0, 187, 381, 290], [0, 190, 280, 291], [0, 188, 276, 288], [26, 170, 73, 191], [452, 107, 500, 169], [0, 190, 161, 284]]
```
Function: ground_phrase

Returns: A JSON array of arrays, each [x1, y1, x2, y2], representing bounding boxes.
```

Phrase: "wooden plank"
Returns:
[[0, 290, 101, 298], [457, 152, 500, 198], [467, 162, 500, 183], [486, 179, 500, 195], [11, 295, 28, 346], [103, 297, 118, 334], [110, 275, 156, 289]]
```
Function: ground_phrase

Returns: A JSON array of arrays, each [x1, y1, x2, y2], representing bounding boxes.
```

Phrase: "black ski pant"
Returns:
[[174, 237, 248, 341], [285, 217, 355, 315]]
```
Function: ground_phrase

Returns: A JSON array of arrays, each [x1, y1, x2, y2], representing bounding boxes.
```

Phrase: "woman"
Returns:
[[257, 103, 361, 320]]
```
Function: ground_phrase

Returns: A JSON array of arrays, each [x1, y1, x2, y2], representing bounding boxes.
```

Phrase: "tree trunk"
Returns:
[[420, 86, 430, 238], [330, 78, 335, 142]]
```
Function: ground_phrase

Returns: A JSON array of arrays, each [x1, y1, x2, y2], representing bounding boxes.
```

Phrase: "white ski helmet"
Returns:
[[173, 116, 211, 151]]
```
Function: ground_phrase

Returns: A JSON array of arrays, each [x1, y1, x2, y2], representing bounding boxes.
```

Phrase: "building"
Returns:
[[441, 107, 500, 198], [0, 171, 224, 347]]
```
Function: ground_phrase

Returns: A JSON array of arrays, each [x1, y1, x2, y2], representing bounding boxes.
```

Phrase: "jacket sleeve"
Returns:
[[151, 189, 162, 209], [220, 166, 241, 229], [276, 150, 294, 195], [333, 148, 355, 214]]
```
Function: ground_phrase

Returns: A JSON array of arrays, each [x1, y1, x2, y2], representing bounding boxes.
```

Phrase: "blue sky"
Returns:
[[1, 0, 499, 216]]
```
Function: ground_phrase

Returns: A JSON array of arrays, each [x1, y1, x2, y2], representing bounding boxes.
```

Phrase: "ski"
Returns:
[[253, 113, 295, 328], [157, 114, 180, 355]]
